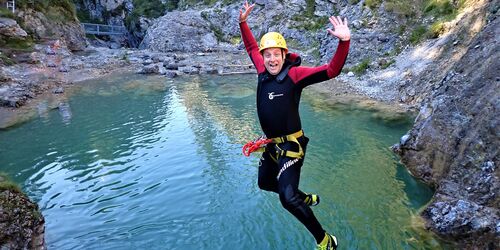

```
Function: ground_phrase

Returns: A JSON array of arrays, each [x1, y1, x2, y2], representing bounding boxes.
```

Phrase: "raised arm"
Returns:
[[239, 1, 265, 74], [289, 16, 350, 87]]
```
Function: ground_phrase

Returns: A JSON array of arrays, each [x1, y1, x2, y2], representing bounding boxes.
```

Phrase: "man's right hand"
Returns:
[[239, 1, 255, 23]]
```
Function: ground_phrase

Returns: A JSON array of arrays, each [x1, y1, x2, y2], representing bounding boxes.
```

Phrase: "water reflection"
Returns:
[[57, 102, 72, 125]]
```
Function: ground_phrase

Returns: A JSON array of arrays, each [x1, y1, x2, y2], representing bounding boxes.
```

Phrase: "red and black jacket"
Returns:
[[240, 21, 350, 138]]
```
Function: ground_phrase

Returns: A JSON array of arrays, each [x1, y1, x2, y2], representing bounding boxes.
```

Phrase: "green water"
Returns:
[[0, 73, 448, 249]]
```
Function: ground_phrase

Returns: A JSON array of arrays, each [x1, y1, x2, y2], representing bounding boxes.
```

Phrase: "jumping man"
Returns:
[[239, 1, 350, 249]]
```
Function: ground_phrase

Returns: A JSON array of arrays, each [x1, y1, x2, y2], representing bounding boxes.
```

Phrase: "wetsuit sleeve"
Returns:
[[240, 21, 266, 74], [289, 40, 350, 87]]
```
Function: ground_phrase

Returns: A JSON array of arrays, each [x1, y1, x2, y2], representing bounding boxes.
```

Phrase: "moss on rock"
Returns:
[[0, 173, 45, 249]]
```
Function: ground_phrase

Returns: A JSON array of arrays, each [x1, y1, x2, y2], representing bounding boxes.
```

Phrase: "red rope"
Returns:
[[242, 137, 272, 156]]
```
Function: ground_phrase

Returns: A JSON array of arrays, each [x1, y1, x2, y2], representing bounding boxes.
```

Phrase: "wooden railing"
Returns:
[[80, 23, 127, 36]]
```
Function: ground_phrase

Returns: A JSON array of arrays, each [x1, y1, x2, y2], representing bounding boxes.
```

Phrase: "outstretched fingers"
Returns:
[[327, 16, 351, 41], [239, 1, 255, 22], [329, 16, 340, 27]]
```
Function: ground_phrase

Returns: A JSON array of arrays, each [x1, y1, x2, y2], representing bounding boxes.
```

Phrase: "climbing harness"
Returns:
[[242, 130, 304, 160]]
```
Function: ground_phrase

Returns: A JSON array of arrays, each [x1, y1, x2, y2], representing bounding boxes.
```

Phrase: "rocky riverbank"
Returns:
[[0, 40, 261, 129]]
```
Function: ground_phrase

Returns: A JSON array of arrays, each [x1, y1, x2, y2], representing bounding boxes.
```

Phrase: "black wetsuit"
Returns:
[[240, 21, 350, 243]]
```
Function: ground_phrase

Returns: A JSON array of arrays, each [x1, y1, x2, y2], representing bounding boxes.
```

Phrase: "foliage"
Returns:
[[380, 59, 395, 69], [352, 58, 371, 75], [305, 0, 315, 17], [429, 21, 446, 38], [0, 173, 22, 193], [385, 1, 417, 17], [0, 37, 34, 51], [292, 16, 329, 32], [76, 7, 105, 24], [364, 0, 382, 9], [424, 0, 455, 16], [0, 52, 15, 66], [125, 0, 166, 29], [420, 0, 467, 41], [210, 24, 224, 42], [0, 7, 15, 18], [165, 0, 180, 11], [230, 36, 241, 45], [17, 0, 77, 22], [132, 0, 166, 18], [177, 0, 236, 8], [409, 25, 427, 44]]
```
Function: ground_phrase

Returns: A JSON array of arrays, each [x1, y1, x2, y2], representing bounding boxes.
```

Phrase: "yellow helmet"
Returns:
[[259, 32, 288, 53]]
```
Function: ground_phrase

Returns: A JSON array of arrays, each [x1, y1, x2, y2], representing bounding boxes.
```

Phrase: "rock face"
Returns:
[[393, 1, 499, 247], [0, 18, 28, 39], [17, 9, 87, 51], [75, 0, 139, 48], [77, 0, 133, 21], [0, 187, 45, 249], [140, 10, 219, 52], [139, 0, 406, 71]]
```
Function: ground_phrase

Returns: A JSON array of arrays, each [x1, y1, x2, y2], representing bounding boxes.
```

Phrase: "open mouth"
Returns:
[[268, 63, 278, 71]]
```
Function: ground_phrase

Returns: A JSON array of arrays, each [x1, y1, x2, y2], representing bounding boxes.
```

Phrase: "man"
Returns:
[[239, 1, 350, 250]]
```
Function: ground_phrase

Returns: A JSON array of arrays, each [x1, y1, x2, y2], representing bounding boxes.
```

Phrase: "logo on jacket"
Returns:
[[268, 92, 284, 100]]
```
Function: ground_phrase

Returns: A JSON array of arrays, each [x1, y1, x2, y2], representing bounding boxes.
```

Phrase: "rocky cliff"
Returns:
[[0, 1, 86, 52], [140, 0, 408, 70], [393, 0, 499, 247]]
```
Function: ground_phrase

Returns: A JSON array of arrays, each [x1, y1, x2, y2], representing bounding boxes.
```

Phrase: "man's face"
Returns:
[[263, 48, 285, 75]]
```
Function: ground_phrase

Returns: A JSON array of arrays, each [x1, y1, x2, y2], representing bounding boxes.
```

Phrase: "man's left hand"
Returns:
[[327, 16, 351, 41]]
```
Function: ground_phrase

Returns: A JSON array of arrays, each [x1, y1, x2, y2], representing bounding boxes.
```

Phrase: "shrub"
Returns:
[[352, 58, 370, 75], [364, 0, 382, 9], [0, 7, 15, 18], [166, 0, 180, 11], [424, 0, 454, 16], [230, 36, 241, 45], [0, 37, 34, 51], [126, 0, 166, 29], [292, 16, 329, 32], [17, 0, 77, 21], [0, 52, 15, 66], [385, 1, 416, 17], [429, 21, 446, 38], [380, 59, 395, 69], [0, 173, 22, 193], [305, 0, 315, 17], [409, 25, 427, 44]]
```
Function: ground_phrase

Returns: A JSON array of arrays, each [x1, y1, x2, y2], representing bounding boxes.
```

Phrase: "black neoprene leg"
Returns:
[[257, 150, 310, 201], [257, 151, 279, 192], [277, 155, 325, 243]]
